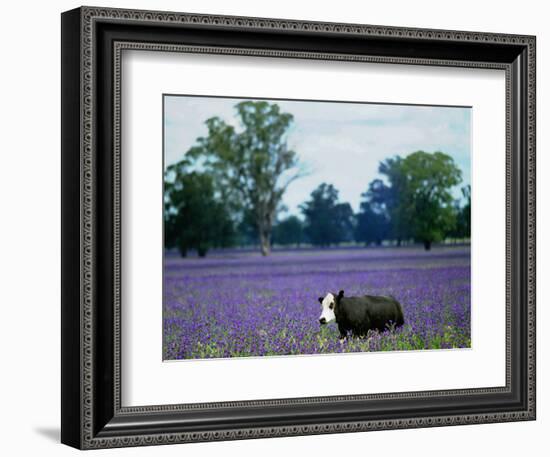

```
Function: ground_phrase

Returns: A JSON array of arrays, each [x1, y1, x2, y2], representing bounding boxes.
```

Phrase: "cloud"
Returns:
[[164, 96, 471, 215]]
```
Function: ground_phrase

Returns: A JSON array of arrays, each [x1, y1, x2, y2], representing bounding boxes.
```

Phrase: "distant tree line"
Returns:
[[271, 152, 470, 251], [164, 101, 470, 257]]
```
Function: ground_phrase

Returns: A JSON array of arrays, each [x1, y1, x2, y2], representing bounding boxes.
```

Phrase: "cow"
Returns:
[[318, 290, 404, 341]]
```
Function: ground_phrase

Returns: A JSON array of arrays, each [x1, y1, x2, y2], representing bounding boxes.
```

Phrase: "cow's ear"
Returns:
[[318, 297, 324, 304], [338, 290, 344, 299]]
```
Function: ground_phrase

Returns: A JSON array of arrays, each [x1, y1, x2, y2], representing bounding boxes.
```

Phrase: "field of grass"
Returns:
[[163, 246, 471, 360]]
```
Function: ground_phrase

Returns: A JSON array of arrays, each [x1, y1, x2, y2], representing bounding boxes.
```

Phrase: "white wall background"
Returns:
[[0, 0, 545, 455]]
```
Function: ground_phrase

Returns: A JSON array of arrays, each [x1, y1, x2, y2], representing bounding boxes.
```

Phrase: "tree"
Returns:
[[164, 163, 234, 257], [398, 151, 462, 250], [236, 207, 259, 247], [449, 185, 471, 241], [273, 215, 304, 247], [187, 101, 304, 256], [374, 158, 412, 245], [459, 185, 471, 238], [355, 198, 390, 246], [300, 183, 354, 247]]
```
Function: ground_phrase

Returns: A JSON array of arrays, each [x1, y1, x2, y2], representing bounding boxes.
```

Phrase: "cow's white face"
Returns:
[[319, 293, 336, 324]]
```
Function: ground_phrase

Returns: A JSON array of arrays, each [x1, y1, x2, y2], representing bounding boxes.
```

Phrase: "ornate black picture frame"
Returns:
[[61, 6, 536, 449]]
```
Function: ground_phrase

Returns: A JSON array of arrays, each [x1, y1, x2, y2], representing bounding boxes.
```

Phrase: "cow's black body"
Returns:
[[334, 291, 404, 338]]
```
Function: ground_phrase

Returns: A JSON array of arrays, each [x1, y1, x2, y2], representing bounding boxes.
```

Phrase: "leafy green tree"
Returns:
[[164, 163, 234, 257], [374, 159, 412, 245], [355, 198, 390, 246], [236, 207, 259, 247], [448, 185, 471, 241], [300, 183, 354, 247], [273, 215, 304, 247], [398, 151, 462, 250], [459, 185, 471, 238], [187, 101, 304, 256]]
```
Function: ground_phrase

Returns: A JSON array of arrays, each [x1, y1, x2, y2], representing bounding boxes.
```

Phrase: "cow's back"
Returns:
[[364, 295, 404, 329], [340, 295, 403, 331], [338, 296, 370, 322]]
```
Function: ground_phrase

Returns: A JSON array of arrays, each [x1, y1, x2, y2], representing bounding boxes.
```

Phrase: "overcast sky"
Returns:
[[164, 95, 471, 217]]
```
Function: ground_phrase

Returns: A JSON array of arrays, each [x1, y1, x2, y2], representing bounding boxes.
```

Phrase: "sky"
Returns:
[[164, 95, 471, 217]]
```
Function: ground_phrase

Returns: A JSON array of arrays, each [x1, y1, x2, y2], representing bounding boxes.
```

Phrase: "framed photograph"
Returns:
[[61, 6, 536, 449]]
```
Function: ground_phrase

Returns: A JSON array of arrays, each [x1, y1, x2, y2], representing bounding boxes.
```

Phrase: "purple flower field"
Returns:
[[163, 246, 471, 360]]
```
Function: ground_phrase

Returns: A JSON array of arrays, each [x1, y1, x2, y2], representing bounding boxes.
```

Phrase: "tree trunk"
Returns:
[[257, 210, 273, 256], [423, 240, 432, 251], [259, 230, 271, 256]]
